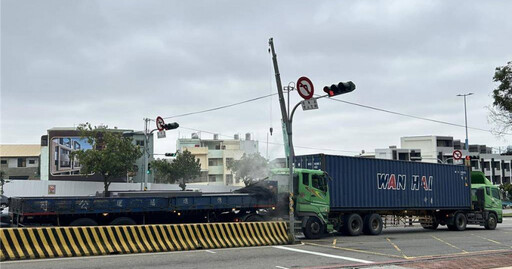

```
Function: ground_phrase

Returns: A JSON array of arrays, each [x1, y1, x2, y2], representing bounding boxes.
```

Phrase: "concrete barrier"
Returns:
[[0, 221, 289, 261]]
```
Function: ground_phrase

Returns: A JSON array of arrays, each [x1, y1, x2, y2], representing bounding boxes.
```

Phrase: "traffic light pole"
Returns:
[[269, 38, 295, 243]]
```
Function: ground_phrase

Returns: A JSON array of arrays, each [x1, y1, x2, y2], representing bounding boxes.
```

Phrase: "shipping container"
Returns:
[[295, 154, 471, 211]]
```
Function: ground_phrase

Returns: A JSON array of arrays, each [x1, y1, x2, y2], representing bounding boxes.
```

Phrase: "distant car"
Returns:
[[0, 211, 10, 227], [0, 195, 8, 209], [502, 200, 512, 209]]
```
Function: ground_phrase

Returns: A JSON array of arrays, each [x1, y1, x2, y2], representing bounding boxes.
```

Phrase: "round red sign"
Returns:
[[453, 150, 462, 160], [296, 76, 314, 100]]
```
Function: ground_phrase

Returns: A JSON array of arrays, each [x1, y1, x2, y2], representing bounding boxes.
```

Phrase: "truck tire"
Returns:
[[453, 213, 467, 231], [244, 214, 264, 222], [342, 214, 363, 236], [303, 217, 324, 239], [110, 217, 137, 225], [69, 218, 98, 226], [484, 213, 497, 230], [362, 214, 383, 235], [420, 216, 439, 230]]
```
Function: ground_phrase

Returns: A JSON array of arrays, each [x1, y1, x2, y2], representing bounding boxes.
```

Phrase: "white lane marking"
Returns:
[[275, 266, 289, 269], [273, 246, 373, 264], [205, 250, 216, 254]]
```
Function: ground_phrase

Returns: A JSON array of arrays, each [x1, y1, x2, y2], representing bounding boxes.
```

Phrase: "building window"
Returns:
[[9, 176, 29, 180], [17, 158, 27, 168], [29, 159, 36, 165], [0, 160, 6, 165], [136, 140, 144, 146], [226, 175, 233, 185]]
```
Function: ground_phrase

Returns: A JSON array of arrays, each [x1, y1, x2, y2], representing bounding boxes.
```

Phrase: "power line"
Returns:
[[178, 126, 360, 154], [322, 95, 499, 134], [162, 93, 278, 120], [158, 91, 498, 135]]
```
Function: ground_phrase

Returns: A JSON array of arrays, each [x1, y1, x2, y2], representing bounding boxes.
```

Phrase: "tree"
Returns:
[[227, 153, 269, 186], [72, 124, 143, 196], [500, 183, 512, 200], [151, 159, 177, 184], [170, 150, 201, 190], [490, 61, 512, 135]]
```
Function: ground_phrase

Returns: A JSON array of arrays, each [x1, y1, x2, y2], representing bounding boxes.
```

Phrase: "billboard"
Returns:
[[50, 137, 92, 176], [47, 129, 127, 182]]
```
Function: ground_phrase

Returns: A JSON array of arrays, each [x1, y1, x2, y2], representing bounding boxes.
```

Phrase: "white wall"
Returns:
[[3, 180, 241, 197]]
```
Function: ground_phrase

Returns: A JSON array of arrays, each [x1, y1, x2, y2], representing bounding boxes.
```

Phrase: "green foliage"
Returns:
[[493, 61, 512, 112], [227, 153, 269, 186], [151, 150, 201, 190], [71, 123, 143, 196], [499, 183, 512, 200], [490, 61, 512, 134], [151, 159, 176, 184]]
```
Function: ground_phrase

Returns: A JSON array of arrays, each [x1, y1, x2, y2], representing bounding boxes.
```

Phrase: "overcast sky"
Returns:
[[1, 0, 512, 160]]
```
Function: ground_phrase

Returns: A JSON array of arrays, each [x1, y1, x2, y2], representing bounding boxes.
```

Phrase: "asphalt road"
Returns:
[[2, 218, 512, 269]]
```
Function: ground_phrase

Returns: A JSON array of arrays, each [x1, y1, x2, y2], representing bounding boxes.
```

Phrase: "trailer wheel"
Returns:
[[420, 216, 439, 230], [243, 214, 264, 222], [69, 218, 98, 226], [485, 213, 497, 230], [342, 214, 363, 236], [303, 217, 324, 239], [110, 217, 137, 225], [363, 214, 383, 235]]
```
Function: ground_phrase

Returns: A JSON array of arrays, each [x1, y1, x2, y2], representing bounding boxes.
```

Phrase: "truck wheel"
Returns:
[[343, 214, 363, 236], [453, 213, 467, 231], [69, 218, 98, 226], [484, 213, 497, 230], [363, 214, 383, 235], [421, 216, 439, 230], [303, 217, 324, 239], [110, 217, 137, 225], [244, 214, 264, 222]]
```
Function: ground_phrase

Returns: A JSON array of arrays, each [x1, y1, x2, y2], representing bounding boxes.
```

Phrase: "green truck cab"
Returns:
[[470, 171, 503, 227]]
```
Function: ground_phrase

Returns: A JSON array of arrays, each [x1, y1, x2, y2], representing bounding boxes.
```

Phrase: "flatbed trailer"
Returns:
[[9, 190, 276, 226]]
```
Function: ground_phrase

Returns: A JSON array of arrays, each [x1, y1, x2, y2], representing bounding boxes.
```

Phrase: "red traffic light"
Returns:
[[323, 81, 356, 97]]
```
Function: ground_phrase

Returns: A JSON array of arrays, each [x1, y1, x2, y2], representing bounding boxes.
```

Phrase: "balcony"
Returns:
[[208, 150, 224, 159], [208, 165, 224, 175]]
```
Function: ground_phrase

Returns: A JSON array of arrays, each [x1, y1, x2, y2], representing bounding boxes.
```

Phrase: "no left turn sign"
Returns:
[[297, 76, 314, 100], [453, 150, 462, 160], [156, 116, 165, 131]]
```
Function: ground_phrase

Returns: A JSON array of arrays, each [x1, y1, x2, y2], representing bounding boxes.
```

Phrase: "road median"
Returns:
[[0, 221, 289, 261]]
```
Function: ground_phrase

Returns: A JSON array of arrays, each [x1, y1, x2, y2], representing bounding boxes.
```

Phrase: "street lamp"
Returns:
[[457, 93, 473, 151]]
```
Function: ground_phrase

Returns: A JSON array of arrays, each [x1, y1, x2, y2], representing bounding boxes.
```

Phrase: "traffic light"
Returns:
[[165, 153, 177, 157], [323, 81, 356, 97], [163, 122, 179, 130], [147, 163, 152, 174]]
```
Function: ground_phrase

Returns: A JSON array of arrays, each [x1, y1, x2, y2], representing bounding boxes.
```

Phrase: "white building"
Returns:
[[375, 146, 422, 162], [176, 133, 259, 186], [400, 135, 509, 185]]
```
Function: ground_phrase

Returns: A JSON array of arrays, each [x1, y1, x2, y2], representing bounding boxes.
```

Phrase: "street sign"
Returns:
[[156, 116, 165, 131], [453, 150, 462, 160], [302, 99, 319, 111], [297, 76, 314, 100], [157, 130, 166, 139]]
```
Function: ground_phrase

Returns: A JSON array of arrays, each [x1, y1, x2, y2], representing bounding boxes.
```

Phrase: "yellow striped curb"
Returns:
[[0, 221, 289, 261]]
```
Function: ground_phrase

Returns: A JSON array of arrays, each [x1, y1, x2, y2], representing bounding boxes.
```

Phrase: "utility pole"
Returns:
[[457, 93, 473, 151], [269, 38, 295, 243]]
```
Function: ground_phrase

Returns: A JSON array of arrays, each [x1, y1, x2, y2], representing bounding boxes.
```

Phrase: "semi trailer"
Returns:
[[289, 154, 503, 238], [8, 183, 278, 227], [8, 154, 502, 240]]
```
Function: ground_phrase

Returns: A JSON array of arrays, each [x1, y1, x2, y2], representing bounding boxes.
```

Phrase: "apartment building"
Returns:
[[176, 133, 259, 185]]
